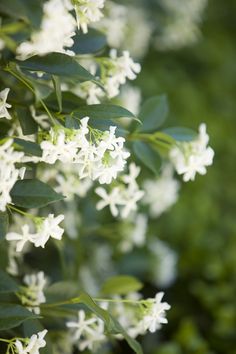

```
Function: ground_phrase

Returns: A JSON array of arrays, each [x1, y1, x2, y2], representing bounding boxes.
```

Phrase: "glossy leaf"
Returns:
[[72, 28, 107, 54], [0, 270, 18, 293], [101, 275, 143, 296], [16, 106, 38, 135], [16, 53, 96, 83], [14, 138, 42, 157], [163, 127, 197, 141], [133, 141, 161, 174], [52, 75, 62, 112], [73, 104, 136, 120], [10, 179, 64, 208], [138, 95, 168, 132], [0, 304, 38, 330]]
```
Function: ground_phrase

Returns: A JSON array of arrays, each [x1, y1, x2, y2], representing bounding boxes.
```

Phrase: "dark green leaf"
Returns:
[[133, 141, 161, 174], [101, 275, 143, 296], [109, 315, 143, 354], [0, 270, 18, 293], [16, 53, 96, 83], [16, 107, 38, 135], [72, 28, 107, 54], [52, 75, 62, 112], [138, 95, 168, 132], [65, 116, 80, 129], [73, 104, 136, 120], [45, 91, 85, 113], [0, 212, 9, 240], [163, 127, 197, 141], [0, 304, 39, 330], [10, 179, 64, 208], [14, 138, 42, 157], [0, 0, 43, 28]]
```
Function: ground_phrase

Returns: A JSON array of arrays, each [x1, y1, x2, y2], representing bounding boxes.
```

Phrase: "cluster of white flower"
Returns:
[[13, 330, 47, 354], [73, 0, 105, 33], [103, 49, 141, 98], [0, 88, 11, 120], [170, 123, 214, 182], [74, 51, 141, 103], [140, 292, 171, 333], [6, 214, 64, 252], [156, 0, 208, 50], [40, 117, 130, 184], [0, 138, 25, 212], [17, 0, 76, 59], [143, 164, 180, 217], [67, 310, 106, 351], [96, 2, 152, 58], [95, 163, 144, 218], [21, 271, 47, 314]]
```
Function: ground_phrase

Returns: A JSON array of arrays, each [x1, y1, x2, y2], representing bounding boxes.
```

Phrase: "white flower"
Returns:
[[6, 225, 37, 252], [143, 164, 180, 217], [155, 0, 208, 50], [95, 186, 123, 217], [141, 292, 171, 333], [0, 88, 11, 119], [22, 272, 47, 314], [33, 214, 65, 248], [95, 163, 144, 218], [67, 310, 106, 351], [103, 50, 141, 98], [40, 118, 129, 185], [170, 123, 214, 182], [17, 0, 76, 59], [0, 139, 25, 211], [40, 129, 78, 164], [6, 214, 64, 251], [74, 0, 105, 33], [14, 329, 47, 354]]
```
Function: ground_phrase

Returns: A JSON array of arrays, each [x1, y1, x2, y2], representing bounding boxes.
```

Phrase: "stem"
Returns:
[[0, 338, 11, 343], [7, 205, 36, 220], [5, 66, 56, 125]]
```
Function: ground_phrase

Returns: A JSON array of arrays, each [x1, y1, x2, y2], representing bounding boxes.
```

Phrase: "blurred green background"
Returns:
[[135, 0, 236, 353]]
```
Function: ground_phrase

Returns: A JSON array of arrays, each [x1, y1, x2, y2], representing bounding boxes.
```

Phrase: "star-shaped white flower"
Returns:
[[0, 88, 12, 120]]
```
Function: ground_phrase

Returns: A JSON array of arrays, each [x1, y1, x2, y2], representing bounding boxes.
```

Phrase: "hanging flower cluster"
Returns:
[[0, 0, 214, 353]]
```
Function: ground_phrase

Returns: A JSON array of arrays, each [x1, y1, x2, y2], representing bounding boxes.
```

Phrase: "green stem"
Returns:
[[7, 205, 36, 220], [5, 66, 56, 125]]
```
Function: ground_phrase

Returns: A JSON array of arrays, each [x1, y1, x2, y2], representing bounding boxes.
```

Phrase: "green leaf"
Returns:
[[73, 104, 137, 120], [0, 212, 9, 240], [69, 292, 143, 354], [16, 53, 96, 83], [14, 138, 42, 157], [45, 92, 85, 113], [0, 270, 18, 293], [72, 28, 107, 54], [0, 0, 43, 28], [0, 304, 39, 330], [77, 292, 110, 325], [101, 275, 143, 296], [133, 141, 161, 174], [65, 116, 80, 129], [52, 75, 62, 112], [109, 315, 143, 354], [138, 95, 168, 132], [10, 179, 64, 208], [163, 127, 197, 141], [16, 107, 38, 135]]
